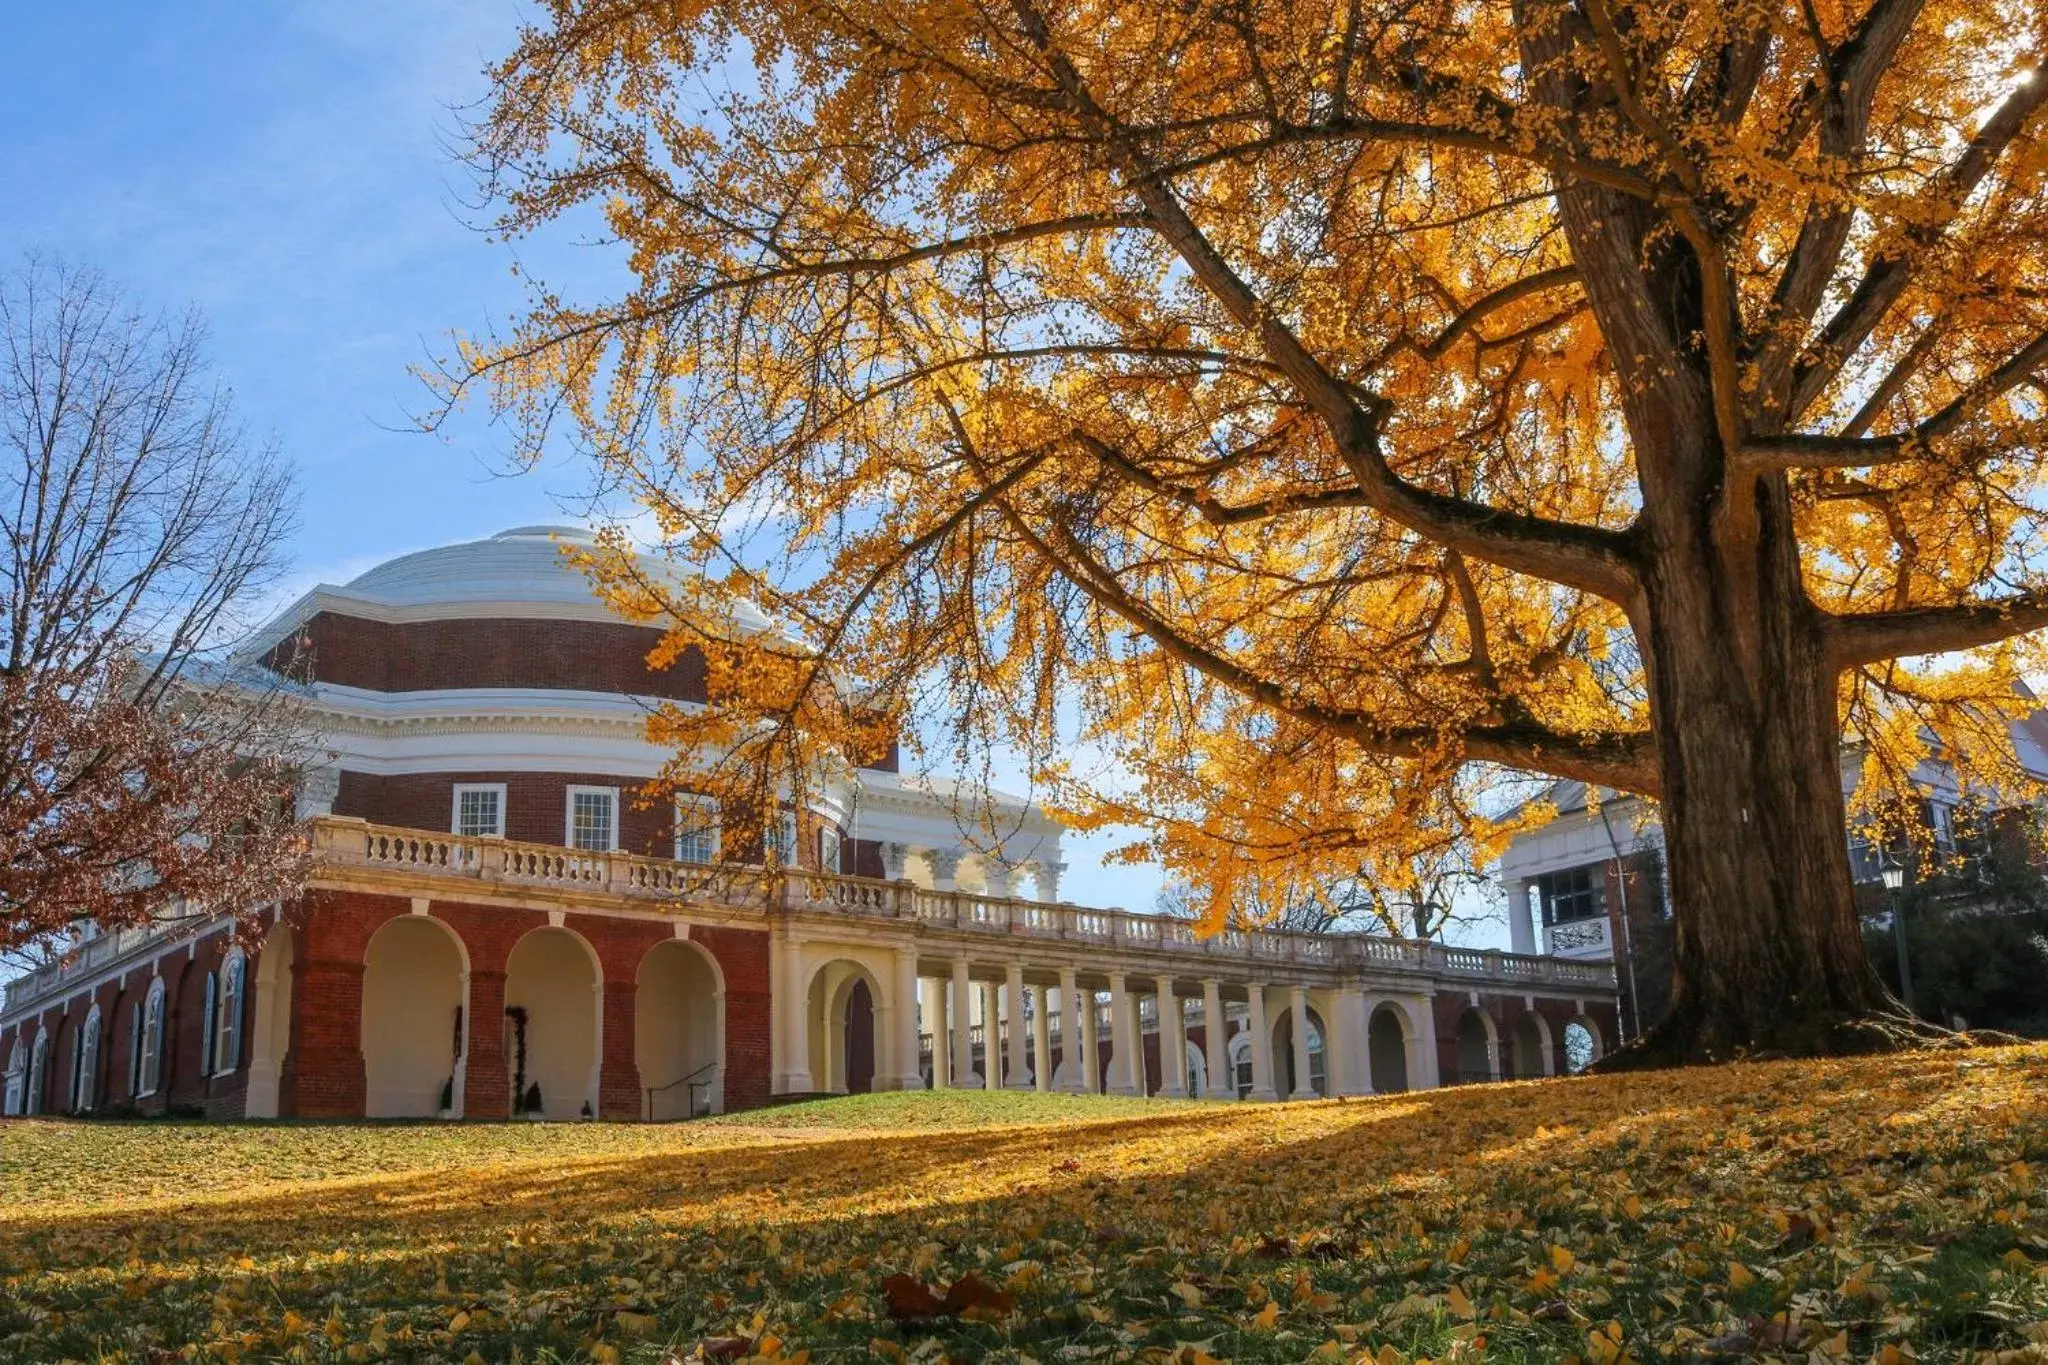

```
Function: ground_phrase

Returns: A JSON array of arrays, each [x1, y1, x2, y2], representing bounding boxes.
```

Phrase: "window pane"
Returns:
[[571, 791, 615, 851], [1537, 865, 1605, 925], [676, 796, 719, 864], [765, 810, 796, 864], [457, 788, 502, 838]]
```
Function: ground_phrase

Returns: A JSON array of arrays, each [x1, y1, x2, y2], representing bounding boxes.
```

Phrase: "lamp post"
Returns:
[[1881, 856, 1914, 1015]]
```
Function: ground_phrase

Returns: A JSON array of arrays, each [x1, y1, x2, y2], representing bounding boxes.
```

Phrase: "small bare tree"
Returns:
[[0, 256, 306, 963], [1158, 840, 1500, 941]]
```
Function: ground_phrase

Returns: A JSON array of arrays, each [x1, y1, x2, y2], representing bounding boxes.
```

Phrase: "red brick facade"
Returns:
[[0, 891, 774, 1122], [266, 612, 709, 701]]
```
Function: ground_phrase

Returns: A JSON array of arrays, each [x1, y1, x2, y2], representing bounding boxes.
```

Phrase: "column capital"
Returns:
[[926, 848, 961, 890], [880, 842, 912, 881]]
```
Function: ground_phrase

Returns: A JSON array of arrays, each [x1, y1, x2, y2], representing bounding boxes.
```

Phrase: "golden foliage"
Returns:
[[1, 1049, 2046, 1361], [436, 0, 2048, 924]]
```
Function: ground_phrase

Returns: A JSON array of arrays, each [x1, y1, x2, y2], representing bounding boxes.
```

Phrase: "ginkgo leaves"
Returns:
[[3, 1048, 2048, 1362]]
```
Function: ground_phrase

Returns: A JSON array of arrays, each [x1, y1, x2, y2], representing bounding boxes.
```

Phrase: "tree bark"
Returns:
[[1620, 451, 1899, 1064]]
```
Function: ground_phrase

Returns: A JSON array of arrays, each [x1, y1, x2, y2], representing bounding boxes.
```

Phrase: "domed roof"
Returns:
[[339, 525, 612, 609], [244, 525, 778, 656]]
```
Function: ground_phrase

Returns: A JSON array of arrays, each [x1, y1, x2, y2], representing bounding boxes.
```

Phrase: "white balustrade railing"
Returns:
[[0, 817, 1615, 1014]]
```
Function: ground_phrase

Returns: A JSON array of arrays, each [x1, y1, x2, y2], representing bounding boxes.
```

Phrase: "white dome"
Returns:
[[242, 525, 782, 657], [340, 526, 614, 610]]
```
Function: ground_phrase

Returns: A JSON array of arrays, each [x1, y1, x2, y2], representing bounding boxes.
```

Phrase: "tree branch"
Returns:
[[1013, 498, 1659, 793], [1007, 0, 1640, 601], [1787, 71, 2048, 418], [1744, 327, 2048, 469], [1830, 590, 2048, 668]]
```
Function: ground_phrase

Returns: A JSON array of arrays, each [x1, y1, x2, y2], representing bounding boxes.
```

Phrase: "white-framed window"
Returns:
[[136, 977, 165, 1097], [27, 1030, 47, 1116], [819, 824, 843, 874], [452, 783, 507, 838], [566, 786, 620, 852], [2, 1039, 22, 1117], [75, 1004, 102, 1112], [1229, 1028, 1254, 1099], [764, 809, 798, 865], [675, 794, 721, 865], [213, 949, 246, 1076]]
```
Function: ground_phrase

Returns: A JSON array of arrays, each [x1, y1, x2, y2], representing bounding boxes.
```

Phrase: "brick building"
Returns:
[[1, 527, 1617, 1121]]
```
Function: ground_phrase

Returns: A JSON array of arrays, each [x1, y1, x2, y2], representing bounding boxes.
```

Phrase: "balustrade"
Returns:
[[0, 815, 1614, 1015]]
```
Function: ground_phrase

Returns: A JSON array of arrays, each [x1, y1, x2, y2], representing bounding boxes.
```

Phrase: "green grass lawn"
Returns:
[[1, 1049, 2044, 1363]]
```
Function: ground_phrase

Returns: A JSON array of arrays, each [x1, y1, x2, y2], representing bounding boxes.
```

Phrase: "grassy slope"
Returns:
[[0, 1048, 2043, 1363]]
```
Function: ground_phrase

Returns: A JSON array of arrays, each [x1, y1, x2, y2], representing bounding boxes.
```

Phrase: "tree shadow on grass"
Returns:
[[0, 1048, 2041, 1363]]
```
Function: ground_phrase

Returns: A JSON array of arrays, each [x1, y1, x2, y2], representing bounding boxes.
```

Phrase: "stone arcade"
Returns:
[[0, 528, 1617, 1120]]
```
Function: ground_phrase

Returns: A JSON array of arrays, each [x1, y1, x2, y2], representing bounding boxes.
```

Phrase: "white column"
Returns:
[[1031, 985, 1052, 1092], [892, 947, 922, 1090], [949, 959, 974, 1087], [1201, 979, 1229, 1098], [1332, 988, 1372, 1096], [1080, 988, 1101, 1093], [294, 764, 342, 821], [1288, 984, 1317, 1099], [1246, 984, 1278, 1101], [1030, 859, 1067, 902], [1509, 882, 1538, 955], [1004, 964, 1031, 1089], [1106, 972, 1137, 1094], [928, 849, 960, 892], [780, 936, 813, 1094], [881, 842, 912, 881], [1061, 969, 1087, 1092], [984, 864, 1014, 898], [981, 981, 1001, 1090], [1156, 976, 1188, 1097], [922, 977, 949, 1087], [1408, 993, 1443, 1089]]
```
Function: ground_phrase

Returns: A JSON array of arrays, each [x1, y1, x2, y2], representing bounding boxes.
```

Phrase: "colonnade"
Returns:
[[905, 959, 1444, 1099]]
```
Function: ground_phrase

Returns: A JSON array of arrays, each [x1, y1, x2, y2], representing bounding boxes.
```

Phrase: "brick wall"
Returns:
[[265, 612, 709, 700], [274, 890, 775, 1120], [335, 770, 854, 869]]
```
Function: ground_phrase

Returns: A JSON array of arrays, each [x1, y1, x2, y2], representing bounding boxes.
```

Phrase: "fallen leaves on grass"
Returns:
[[0, 1048, 2045, 1362]]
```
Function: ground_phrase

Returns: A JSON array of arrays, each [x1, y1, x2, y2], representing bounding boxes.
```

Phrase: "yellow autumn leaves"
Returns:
[[0, 1046, 2046, 1362]]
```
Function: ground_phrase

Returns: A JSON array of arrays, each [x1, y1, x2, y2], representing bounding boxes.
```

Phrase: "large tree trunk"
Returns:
[[1625, 449, 1899, 1063]]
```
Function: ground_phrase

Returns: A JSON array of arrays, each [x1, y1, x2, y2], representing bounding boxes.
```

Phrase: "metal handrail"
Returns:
[[643, 1060, 719, 1120]]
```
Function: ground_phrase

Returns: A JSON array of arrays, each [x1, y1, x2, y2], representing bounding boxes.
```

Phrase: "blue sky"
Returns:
[[2, 3, 1511, 944], [0, 1, 1171, 920]]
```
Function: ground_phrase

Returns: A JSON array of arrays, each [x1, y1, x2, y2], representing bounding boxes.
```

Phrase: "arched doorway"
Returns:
[[806, 959, 882, 1095], [1368, 1004, 1410, 1093], [1509, 1013, 1553, 1079], [505, 926, 601, 1119], [245, 921, 295, 1118], [1185, 1043, 1208, 1097], [1454, 1008, 1499, 1084], [1271, 1006, 1327, 1098], [1564, 1017, 1603, 1073], [363, 915, 468, 1118], [636, 939, 724, 1119]]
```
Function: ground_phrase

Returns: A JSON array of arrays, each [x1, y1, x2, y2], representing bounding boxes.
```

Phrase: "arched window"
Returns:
[[75, 1005, 102, 1112], [3, 1039, 23, 1116], [26, 1030, 47, 1116], [1228, 1028, 1254, 1098], [136, 978, 166, 1097], [213, 950, 246, 1076], [1186, 1043, 1208, 1097]]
